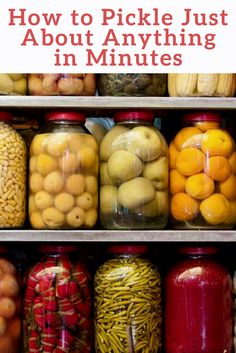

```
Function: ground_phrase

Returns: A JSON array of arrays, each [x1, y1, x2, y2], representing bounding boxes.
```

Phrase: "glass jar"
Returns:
[[28, 74, 96, 96], [0, 111, 27, 228], [94, 245, 162, 353], [233, 269, 236, 352], [165, 246, 233, 353], [169, 112, 236, 229], [23, 245, 92, 353], [29, 111, 99, 229], [98, 74, 167, 96], [100, 110, 169, 229], [168, 73, 236, 97], [0, 246, 22, 353], [0, 74, 27, 95]]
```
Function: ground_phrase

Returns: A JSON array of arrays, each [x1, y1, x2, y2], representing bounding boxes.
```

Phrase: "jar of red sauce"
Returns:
[[164, 246, 233, 353]]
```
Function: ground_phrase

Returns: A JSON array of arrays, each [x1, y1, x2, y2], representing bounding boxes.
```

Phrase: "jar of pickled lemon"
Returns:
[[169, 112, 236, 229], [100, 110, 169, 229], [0, 74, 27, 95], [29, 111, 99, 229]]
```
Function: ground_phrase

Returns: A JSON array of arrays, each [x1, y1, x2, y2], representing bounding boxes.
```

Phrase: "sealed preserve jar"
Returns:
[[23, 245, 92, 353], [168, 73, 236, 97], [98, 74, 167, 96], [29, 111, 99, 229], [165, 246, 233, 353], [169, 112, 236, 229], [94, 245, 162, 353], [28, 74, 96, 96], [100, 110, 169, 229], [0, 111, 27, 228], [0, 74, 27, 95]]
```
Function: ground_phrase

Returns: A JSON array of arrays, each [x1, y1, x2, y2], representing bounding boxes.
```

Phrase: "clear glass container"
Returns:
[[169, 112, 236, 229], [28, 111, 99, 229], [0, 74, 27, 95], [100, 110, 169, 229], [165, 246, 233, 353], [0, 111, 27, 228], [98, 74, 167, 96], [23, 245, 92, 353], [94, 245, 162, 353]]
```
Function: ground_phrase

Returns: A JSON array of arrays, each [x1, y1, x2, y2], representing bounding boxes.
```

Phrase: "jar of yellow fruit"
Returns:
[[29, 111, 99, 229], [169, 112, 236, 229], [0, 74, 27, 95]]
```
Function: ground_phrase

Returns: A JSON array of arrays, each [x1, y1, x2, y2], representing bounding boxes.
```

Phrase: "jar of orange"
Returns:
[[169, 112, 236, 229]]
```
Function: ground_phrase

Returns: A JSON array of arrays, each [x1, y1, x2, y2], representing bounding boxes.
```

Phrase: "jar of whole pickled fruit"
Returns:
[[0, 246, 22, 353], [28, 74, 96, 96], [23, 245, 92, 353], [29, 111, 99, 229], [169, 112, 236, 229], [168, 73, 236, 97], [0, 111, 27, 228], [98, 74, 167, 96], [94, 244, 162, 353], [0, 74, 27, 95], [165, 246, 233, 353], [100, 110, 169, 229]]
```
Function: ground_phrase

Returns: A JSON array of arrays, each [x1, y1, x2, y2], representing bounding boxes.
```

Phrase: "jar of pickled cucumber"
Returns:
[[23, 245, 92, 353], [0, 246, 22, 353], [0, 74, 27, 95], [29, 111, 99, 229], [98, 74, 167, 96], [28, 74, 96, 96], [0, 111, 27, 228], [168, 74, 236, 97], [169, 112, 236, 229], [94, 245, 162, 353], [100, 110, 169, 229]]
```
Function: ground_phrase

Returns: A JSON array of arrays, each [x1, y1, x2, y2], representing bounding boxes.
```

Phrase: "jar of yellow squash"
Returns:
[[29, 111, 99, 229], [169, 112, 236, 229]]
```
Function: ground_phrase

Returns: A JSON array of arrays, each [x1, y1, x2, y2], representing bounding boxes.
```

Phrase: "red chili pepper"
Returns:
[[44, 312, 60, 327], [28, 330, 41, 350], [56, 282, 70, 299], [60, 328, 74, 346], [41, 327, 58, 352], [76, 302, 91, 318], [77, 314, 90, 330]]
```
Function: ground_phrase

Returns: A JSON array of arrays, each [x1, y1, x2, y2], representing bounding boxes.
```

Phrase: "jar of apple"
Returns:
[[100, 110, 169, 229], [29, 111, 99, 229]]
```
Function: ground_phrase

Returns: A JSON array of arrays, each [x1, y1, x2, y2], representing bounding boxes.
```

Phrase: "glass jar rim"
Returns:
[[114, 110, 155, 123], [38, 245, 78, 254], [182, 112, 221, 123], [108, 245, 148, 254], [45, 111, 86, 123], [178, 246, 218, 255]]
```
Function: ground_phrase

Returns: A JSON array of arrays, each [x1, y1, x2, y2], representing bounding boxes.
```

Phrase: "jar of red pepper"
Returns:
[[164, 246, 233, 353], [23, 245, 92, 353]]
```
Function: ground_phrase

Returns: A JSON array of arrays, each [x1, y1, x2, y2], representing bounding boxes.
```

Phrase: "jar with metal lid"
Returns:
[[0, 246, 22, 353], [23, 245, 92, 353], [168, 73, 236, 97], [28, 111, 99, 229], [94, 244, 162, 353], [100, 110, 169, 229], [98, 74, 167, 96], [28, 74, 96, 96], [0, 111, 27, 228], [165, 246, 233, 353], [0, 74, 27, 95], [169, 112, 236, 229]]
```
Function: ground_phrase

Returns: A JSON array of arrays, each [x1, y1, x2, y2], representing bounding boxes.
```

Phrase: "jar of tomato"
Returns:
[[169, 112, 236, 229], [165, 246, 233, 353], [23, 245, 92, 353]]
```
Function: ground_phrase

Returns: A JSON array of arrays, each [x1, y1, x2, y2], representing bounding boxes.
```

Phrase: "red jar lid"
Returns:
[[179, 247, 218, 255], [108, 245, 148, 254], [38, 245, 78, 254], [114, 110, 155, 123], [0, 111, 13, 122], [183, 112, 221, 123], [45, 111, 86, 122]]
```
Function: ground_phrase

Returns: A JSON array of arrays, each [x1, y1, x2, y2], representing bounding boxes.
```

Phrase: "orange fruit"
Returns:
[[201, 129, 234, 157], [169, 142, 179, 170], [218, 174, 236, 200], [200, 193, 230, 225], [224, 201, 236, 225], [185, 173, 214, 200], [229, 151, 236, 174], [176, 147, 205, 176], [205, 156, 231, 181], [171, 193, 199, 221], [195, 121, 219, 132], [173, 127, 202, 151], [170, 169, 186, 195]]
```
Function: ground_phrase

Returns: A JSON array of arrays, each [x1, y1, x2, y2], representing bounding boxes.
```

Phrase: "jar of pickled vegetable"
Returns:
[[29, 111, 99, 229], [0, 74, 27, 95], [0, 111, 27, 228], [100, 110, 169, 229], [165, 246, 233, 353], [94, 245, 162, 353], [28, 74, 96, 96], [23, 245, 92, 353], [98, 74, 167, 96], [0, 246, 22, 353], [169, 112, 236, 229]]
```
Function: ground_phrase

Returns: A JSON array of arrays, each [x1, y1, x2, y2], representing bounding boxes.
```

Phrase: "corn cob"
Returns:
[[215, 74, 234, 97], [168, 74, 178, 96], [176, 74, 198, 96], [197, 74, 219, 96]]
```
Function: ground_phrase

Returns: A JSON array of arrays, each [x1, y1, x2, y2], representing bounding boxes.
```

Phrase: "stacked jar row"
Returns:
[[0, 74, 236, 97]]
